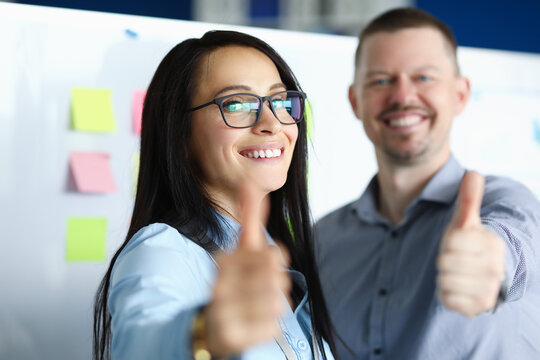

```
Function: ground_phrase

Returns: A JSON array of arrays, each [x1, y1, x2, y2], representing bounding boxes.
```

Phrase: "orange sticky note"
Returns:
[[69, 152, 116, 193], [133, 90, 146, 134]]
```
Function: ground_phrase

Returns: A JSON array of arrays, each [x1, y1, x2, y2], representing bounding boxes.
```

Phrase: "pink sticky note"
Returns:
[[132, 90, 146, 135], [69, 152, 116, 193]]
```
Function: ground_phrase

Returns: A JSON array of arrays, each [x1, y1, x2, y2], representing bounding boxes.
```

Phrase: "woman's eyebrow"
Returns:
[[214, 82, 286, 98], [269, 82, 287, 91], [214, 85, 252, 97]]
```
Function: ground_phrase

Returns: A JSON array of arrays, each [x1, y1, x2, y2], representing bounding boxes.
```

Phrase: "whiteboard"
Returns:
[[0, 3, 539, 360]]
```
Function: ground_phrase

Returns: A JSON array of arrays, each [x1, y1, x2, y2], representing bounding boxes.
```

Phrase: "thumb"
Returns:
[[237, 182, 269, 250], [450, 171, 485, 229]]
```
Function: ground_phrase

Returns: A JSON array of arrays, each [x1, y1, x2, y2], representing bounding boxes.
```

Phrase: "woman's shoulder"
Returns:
[[124, 222, 194, 252], [111, 223, 215, 284]]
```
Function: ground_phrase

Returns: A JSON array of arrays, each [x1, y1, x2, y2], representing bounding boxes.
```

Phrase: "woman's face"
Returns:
[[190, 46, 299, 208]]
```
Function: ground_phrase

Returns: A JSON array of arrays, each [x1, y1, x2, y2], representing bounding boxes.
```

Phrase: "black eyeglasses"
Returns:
[[190, 90, 306, 129]]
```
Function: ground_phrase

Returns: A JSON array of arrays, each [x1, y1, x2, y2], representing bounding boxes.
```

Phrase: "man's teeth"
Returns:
[[245, 149, 281, 159], [388, 116, 422, 128]]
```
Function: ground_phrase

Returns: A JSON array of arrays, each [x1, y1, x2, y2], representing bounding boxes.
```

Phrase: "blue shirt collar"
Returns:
[[353, 155, 465, 223], [213, 210, 281, 253]]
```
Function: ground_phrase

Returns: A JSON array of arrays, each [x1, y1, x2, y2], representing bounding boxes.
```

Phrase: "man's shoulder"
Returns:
[[483, 175, 539, 207], [316, 200, 358, 228]]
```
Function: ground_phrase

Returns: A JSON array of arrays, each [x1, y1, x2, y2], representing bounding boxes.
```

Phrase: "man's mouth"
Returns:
[[378, 105, 435, 129], [385, 114, 424, 128]]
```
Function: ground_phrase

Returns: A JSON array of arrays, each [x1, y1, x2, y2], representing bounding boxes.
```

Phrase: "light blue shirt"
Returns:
[[315, 156, 540, 360], [109, 214, 333, 360]]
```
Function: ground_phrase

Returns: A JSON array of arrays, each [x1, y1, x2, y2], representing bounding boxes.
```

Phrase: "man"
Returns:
[[315, 7, 540, 360]]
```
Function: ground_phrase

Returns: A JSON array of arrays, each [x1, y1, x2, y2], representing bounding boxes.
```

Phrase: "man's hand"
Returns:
[[437, 171, 506, 317]]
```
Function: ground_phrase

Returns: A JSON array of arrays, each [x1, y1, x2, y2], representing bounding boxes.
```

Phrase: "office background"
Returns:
[[1, 2, 539, 360], [5, 0, 540, 54]]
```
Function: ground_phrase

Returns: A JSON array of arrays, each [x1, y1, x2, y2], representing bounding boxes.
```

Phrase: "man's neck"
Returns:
[[376, 152, 450, 225]]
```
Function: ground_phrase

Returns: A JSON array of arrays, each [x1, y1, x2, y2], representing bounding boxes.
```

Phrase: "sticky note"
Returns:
[[132, 90, 146, 134], [71, 87, 116, 132], [66, 217, 106, 262], [70, 152, 116, 193], [305, 100, 314, 140], [132, 152, 140, 196]]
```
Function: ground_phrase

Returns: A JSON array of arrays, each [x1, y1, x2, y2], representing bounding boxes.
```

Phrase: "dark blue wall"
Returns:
[[15, 0, 540, 54], [416, 0, 540, 54], [15, 0, 192, 20]]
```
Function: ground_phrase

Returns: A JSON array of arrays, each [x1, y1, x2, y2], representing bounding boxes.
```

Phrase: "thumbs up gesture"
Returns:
[[203, 183, 291, 357], [437, 172, 506, 317]]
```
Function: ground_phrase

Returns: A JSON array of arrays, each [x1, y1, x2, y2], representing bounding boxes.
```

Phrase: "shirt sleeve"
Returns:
[[108, 223, 214, 360], [481, 177, 540, 302]]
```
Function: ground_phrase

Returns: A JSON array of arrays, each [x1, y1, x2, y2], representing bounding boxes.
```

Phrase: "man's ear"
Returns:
[[348, 84, 362, 120], [454, 76, 471, 116]]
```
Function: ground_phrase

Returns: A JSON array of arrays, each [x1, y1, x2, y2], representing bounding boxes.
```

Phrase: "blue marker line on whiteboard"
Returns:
[[125, 28, 138, 38], [533, 117, 540, 145]]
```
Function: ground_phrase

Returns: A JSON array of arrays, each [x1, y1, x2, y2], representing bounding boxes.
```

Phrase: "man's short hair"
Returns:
[[354, 7, 459, 74]]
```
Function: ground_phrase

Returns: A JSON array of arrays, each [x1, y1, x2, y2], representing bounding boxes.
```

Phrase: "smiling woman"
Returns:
[[189, 46, 300, 200], [92, 30, 338, 360]]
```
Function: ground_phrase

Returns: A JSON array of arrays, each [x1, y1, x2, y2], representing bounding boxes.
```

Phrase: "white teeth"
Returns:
[[242, 148, 282, 159], [388, 115, 422, 128]]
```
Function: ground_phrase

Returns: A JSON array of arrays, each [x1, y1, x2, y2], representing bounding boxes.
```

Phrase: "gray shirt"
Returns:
[[315, 156, 540, 360]]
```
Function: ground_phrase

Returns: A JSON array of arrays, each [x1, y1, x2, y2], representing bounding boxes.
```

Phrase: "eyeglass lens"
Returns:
[[221, 92, 303, 127]]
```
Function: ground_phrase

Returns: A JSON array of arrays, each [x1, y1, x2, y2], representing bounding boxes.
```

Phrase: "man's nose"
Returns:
[[389, 74, 417, 105]]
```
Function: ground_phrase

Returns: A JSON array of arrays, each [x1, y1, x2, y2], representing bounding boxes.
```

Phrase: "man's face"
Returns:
[[349, 27, 470, 166]]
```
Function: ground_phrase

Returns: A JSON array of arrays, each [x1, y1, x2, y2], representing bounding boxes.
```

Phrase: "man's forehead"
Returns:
[[357, 27, 458, 73], [362, 27, 448, 50]]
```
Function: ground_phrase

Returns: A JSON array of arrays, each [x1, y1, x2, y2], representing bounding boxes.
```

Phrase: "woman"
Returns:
[[93, 30, 338, 360]]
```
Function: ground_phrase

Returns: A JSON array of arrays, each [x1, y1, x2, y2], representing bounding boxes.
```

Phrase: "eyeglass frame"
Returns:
[[189, 90, 307, 129]]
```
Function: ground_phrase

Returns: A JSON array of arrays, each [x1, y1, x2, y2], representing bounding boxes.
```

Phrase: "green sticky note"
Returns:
[[71, 88, 116, 132], [66, 217, 107, 262], [305, 100, 314, 140]]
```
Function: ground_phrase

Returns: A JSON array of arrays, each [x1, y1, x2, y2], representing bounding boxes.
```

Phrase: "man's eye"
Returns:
[[417, 75, 432, 82], [372, 78, 390, 86]]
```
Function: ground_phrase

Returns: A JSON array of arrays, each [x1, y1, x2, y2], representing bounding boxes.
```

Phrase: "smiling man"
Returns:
[[315, 8, 540, 360]]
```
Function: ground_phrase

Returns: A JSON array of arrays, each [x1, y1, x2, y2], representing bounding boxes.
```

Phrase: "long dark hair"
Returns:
[[93, 30, 338, 360]]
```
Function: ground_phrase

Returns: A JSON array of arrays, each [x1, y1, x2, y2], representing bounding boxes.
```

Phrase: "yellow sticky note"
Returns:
[[305, 100, 314, 140], [132, 152, 140, 197], [71, 88, 116, 132], [66, 217, 107, 262]]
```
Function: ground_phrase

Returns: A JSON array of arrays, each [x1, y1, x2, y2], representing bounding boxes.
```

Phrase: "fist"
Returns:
[[437, 172, 506, 317], [204, 183, 291, 356]]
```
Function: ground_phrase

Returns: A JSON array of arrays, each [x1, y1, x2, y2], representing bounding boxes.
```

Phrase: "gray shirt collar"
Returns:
[[353, 155, 465, 224]]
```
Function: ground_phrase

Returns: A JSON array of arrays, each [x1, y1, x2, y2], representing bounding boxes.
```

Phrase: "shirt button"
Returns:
[[374, 348, 383, 355], [297, 339, 308, 351], [390, 230, 398, 238], [379, 288, 387, 296]]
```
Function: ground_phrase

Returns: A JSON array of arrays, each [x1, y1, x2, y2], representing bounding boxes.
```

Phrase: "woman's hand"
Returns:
[[204, 183, 291, 357]]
